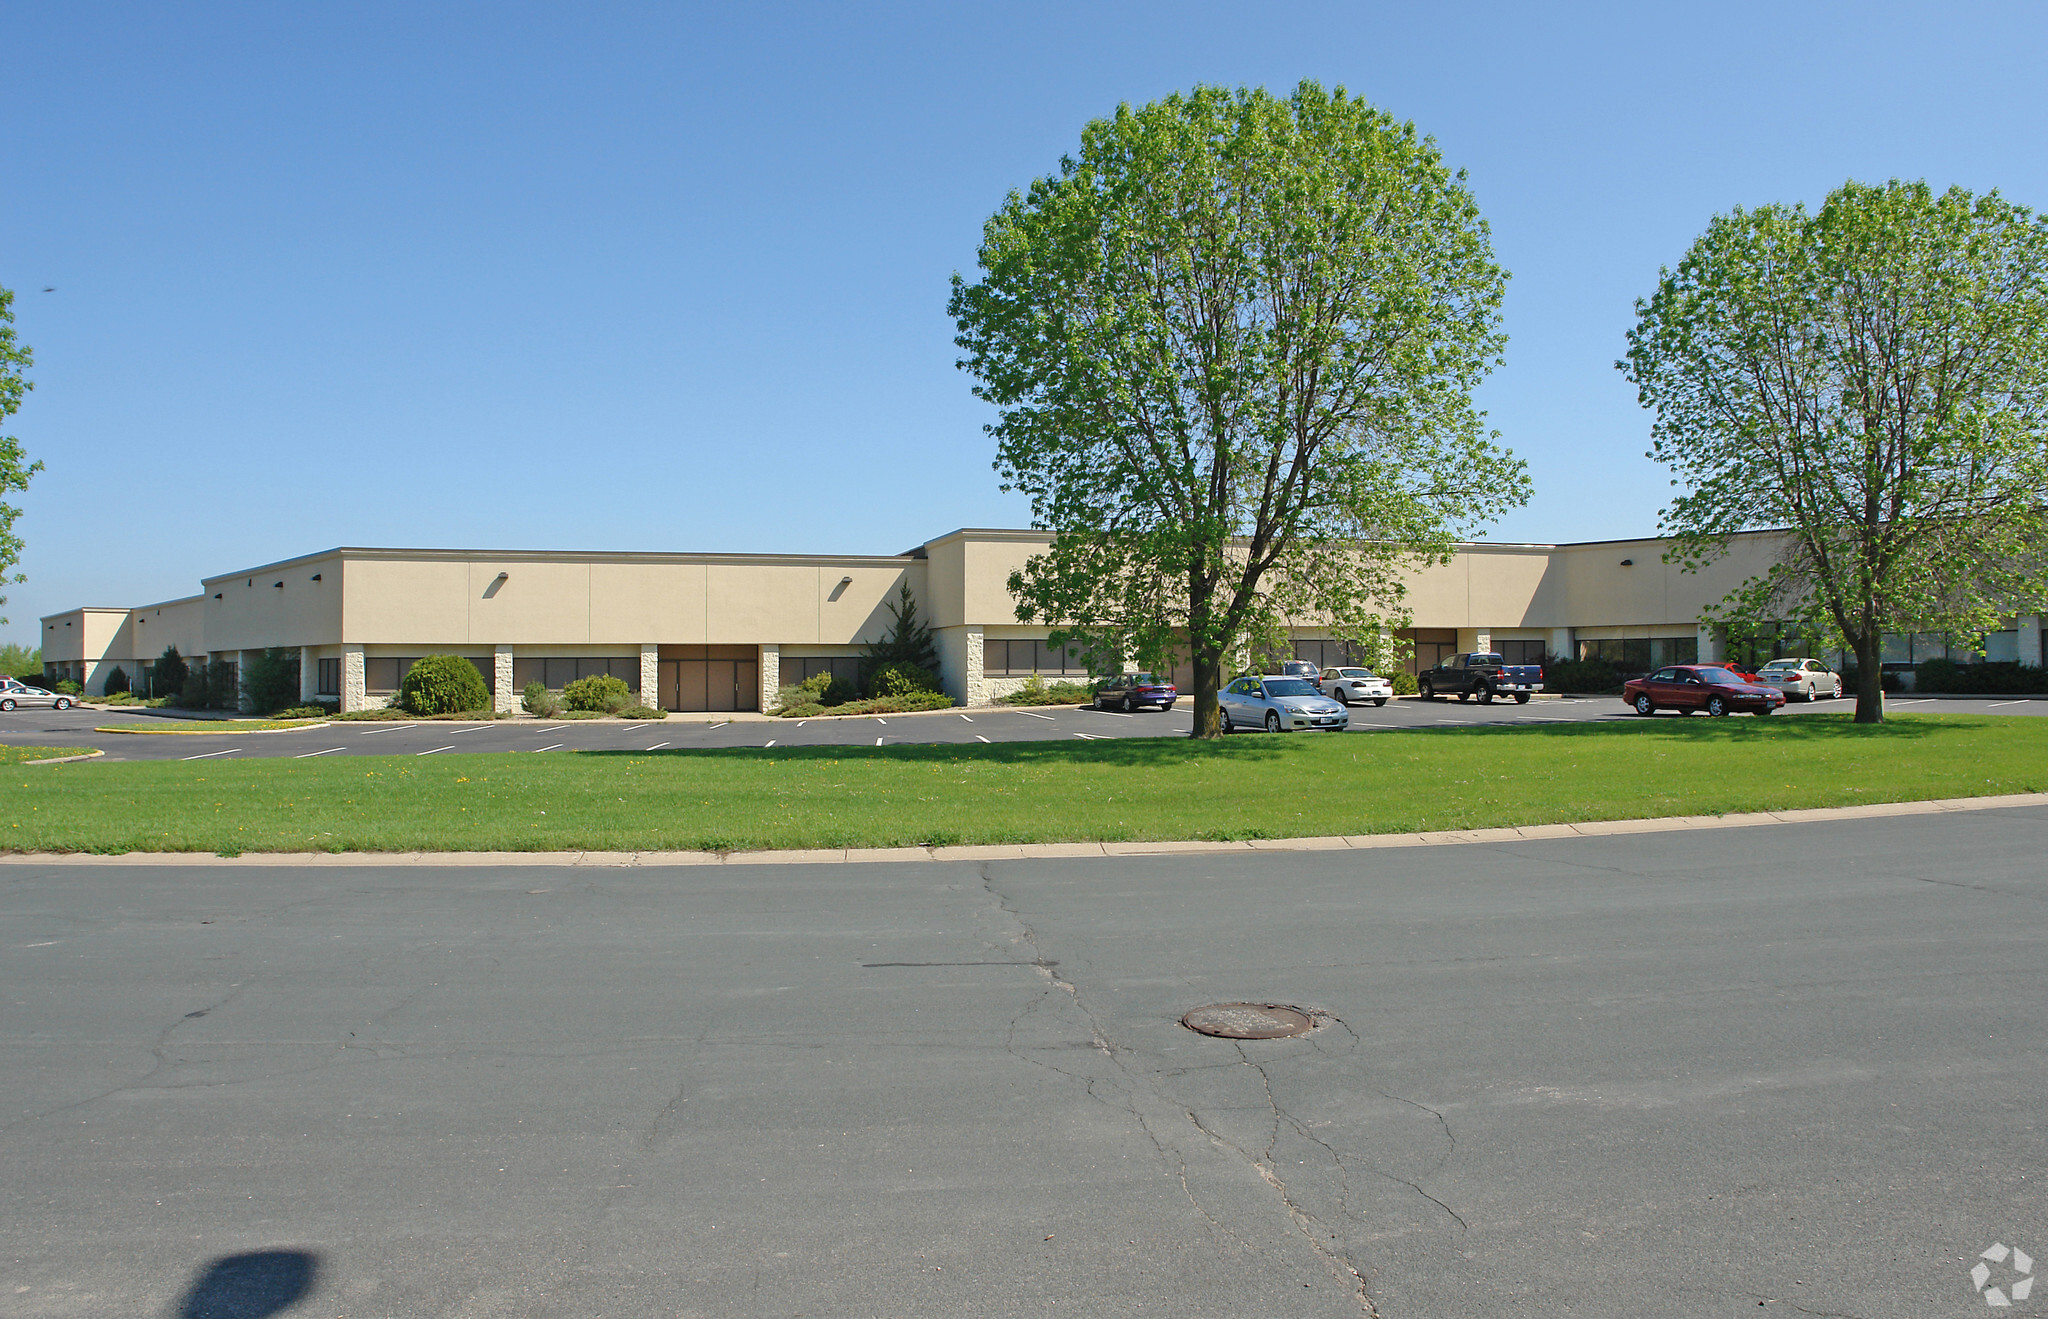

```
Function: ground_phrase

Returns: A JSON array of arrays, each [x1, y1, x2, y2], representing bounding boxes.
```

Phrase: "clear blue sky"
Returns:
[[5, 2, 2045, 645]]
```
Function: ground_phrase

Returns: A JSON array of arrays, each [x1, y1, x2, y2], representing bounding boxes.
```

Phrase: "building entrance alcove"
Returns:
[[657, 645, 759, 712]]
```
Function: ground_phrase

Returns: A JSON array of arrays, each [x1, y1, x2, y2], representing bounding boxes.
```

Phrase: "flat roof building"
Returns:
[[37, 526, 2047, 708]]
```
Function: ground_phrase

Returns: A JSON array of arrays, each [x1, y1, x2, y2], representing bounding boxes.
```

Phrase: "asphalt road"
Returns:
[[5, 692, 2043, 762], [3, 806, 2045, 1317]]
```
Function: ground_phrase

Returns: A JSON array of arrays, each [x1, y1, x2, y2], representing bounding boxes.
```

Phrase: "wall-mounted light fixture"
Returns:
[[840, 576, 854, 586], [273, 581, 284, 589], [496, 572, 510, 581], [310, 573, 321, 582], [213, 593, 223, 599], [1619, 559, 1634, 567]]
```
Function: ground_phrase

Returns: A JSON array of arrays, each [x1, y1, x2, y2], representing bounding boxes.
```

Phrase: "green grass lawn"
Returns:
[[6, 713, 2044, 856], [1, 746, 86, 766], [95, 718, 329, 735]]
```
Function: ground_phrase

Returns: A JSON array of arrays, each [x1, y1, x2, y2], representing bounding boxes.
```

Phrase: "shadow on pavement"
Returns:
[[174, 1250, 319, 1319]]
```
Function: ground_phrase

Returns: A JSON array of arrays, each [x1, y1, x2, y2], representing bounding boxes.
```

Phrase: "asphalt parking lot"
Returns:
[[3, 805, 2044, 1317], [4, 692, 2043, 762]]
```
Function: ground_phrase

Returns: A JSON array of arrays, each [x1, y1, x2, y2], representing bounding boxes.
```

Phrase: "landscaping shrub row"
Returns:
[[778, 690, 955, 719], [1913, 658, 2048, 695]]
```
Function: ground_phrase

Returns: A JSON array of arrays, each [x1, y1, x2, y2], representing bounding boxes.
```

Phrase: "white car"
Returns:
[[1756, 658, 1843, 701], [1319, 666, 1392, 707], [0, 685, 75, 712]]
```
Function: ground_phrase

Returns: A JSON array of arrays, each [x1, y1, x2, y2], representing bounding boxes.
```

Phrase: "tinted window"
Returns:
[[1472, 653, 1504, 665], [1336, 668, 1373, 678], [1132, 674, 1162, 685], [1264, 679, 1318, 697], [1696, 668, 1744, 684], [1649, 668, 1678, 682]]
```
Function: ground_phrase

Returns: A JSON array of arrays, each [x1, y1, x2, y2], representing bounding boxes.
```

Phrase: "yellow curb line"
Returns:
[[95, 722, 334, 736], [18, 749, 105, 766], [1, 791, 2044, 866]]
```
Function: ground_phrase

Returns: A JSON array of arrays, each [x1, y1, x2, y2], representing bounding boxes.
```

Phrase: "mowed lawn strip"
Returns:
[[1, 746, 85, 766], [4, 714, 2043, 856]]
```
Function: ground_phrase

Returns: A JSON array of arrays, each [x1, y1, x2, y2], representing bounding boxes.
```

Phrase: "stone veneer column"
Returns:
[[964, 627, 984, 706], [1696, 623, 1723, 664], [341, 645, 366, 713], [641, 644, 660, 710], [756, 644, 778, 713], [300, 646, 318, 703], [495, 646, 515, 713]]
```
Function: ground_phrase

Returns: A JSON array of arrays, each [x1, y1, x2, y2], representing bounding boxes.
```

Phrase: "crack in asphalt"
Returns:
[[0, 981, 251, 1134], [980, 862, 1383, 1315]]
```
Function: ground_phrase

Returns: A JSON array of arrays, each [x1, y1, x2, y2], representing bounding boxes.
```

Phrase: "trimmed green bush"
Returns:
[[52, 678, 83, 696], [522, 681, 561, 717], [999, 676, 1094, 706], [400, 654, 492, 715], [273, 705, 331, 719], [562, 673, 632, 713], [616, 705, 667, 720], [1914, 658, 2048, 695], [1540, 657, 1621, 694], [775, 690, 955, 718], [1390, 670, 1419, 696], [870, 660, 942, 697], [103, 665, 130, 695]]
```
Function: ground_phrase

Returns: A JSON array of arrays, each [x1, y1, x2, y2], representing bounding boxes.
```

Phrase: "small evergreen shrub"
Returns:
[[103, 665, 130, 695], [242, 647, 302, 714], [1838, 664, 1903, 694], [151, 646, 189, 700], [52, 678, 84, 696], [562, 673, 632, 713], [616, 705, 667, 720], [273, 705, 331, 719], [1390, 670, 1418, 696], [775, 691, 954, 718], [999, 676, 1094, 706], [400, 654, 492, 715], [773, 671, 835, 713], [522, 681, 561, 717]]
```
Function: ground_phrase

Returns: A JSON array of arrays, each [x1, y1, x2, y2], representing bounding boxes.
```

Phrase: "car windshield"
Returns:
[[1132, 674, 1164, 685], [1760, 660, 1797, 670], [1336, 668, 1375, 678], [1263, 679, 1319, 697], [1696, 667, 1747, 685]]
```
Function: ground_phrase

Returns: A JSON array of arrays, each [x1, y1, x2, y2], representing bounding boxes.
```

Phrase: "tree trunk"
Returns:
[[1190, 652, 1223, 738], [1853, 633, 1885, 724]]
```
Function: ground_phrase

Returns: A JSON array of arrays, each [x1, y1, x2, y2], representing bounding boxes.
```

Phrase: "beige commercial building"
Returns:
[[37, 526, 2048, 708]]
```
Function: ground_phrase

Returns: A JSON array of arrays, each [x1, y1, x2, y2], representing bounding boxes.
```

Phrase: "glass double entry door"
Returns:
[[657, 645, 759, 712]]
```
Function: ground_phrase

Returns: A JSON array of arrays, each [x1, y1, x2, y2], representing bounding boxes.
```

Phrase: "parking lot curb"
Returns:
[[3, 790, 2045, 867]]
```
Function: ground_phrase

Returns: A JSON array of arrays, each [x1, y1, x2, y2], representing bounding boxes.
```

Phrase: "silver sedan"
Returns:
[[1218, 675, 1349, 732], [0, 685, 75, 712]]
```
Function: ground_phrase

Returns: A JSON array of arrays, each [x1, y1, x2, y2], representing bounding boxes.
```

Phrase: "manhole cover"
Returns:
[[1181, 1003, 1314, 1039]]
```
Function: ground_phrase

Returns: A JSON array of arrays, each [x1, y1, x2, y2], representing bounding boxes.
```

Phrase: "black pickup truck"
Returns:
[[1418, 652, 1543, 704]]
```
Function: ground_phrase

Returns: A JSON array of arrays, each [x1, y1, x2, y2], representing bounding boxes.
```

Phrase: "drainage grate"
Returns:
[[1180, 1003, 1314, 1039]]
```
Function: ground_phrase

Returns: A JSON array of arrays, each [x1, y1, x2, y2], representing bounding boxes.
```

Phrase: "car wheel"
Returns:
[[1373, 698, 1388, 708], [0, 697, 13, 711], [53, 697, 71, 710], [1634, 694, 1654, 716], [1514, 692, 1531, 705], [1219, 709, 1233, 734], [1418, 680, 1433, 700], [1707, 695, 1729, 717], [1476, 684, 1494, 705], [1265, 710, 1282, 733], [1121, 695, 1133, 713]]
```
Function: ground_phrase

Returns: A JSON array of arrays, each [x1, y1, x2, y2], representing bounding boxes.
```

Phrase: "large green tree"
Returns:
[[1623, 180, 2048, 723], [0, 285, 40, 627], [950, 82, 1529, 736]]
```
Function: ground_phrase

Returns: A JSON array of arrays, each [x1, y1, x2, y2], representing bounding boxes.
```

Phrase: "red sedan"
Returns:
[[1622, 664, 1787, 717]]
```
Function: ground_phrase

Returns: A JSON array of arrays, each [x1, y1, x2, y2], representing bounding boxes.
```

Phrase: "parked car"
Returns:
[[1417, 652, 1542, 704], [0, 685, 74, 712], [1092, 672, 1178, 712], [1756, 657, 1842, 701], [1319, 666, 1392, 707], [1219, 675, 1348, 732], [1265, 659, 1325, 686], [1622, 665, 1786, 717]]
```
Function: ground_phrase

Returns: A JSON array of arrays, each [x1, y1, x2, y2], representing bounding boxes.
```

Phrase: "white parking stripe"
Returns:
[[708, 722, 728, 730], [796, 720, 808, 727], [872, 717, 887, 724], [358, 723, 418, 734], [974, 734, 991, 743], [533, 724, 568, 732], [416, 745, 456, 756], [295, 747, 345, 758], [181, 748, 241, 761], [875, 737, 884, 746], [1990, 700, 2031, 708], [958, 713, 974, 721], [763, 740, 775, 748], [1020, 711, 1057, 721], [643, 741, 670, 751], [1091, 709, 1133, 718], [534, 743, 564, 752], [1074, 731, 1104, 740], [449, 723, 496, 733]]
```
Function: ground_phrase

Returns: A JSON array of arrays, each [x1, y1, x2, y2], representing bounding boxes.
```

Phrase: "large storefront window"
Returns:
[[368, 656, 495, 694], [1577, 636, 1697, 675], [982, 638, 1086, 676], [316, 658, 341, 696], [511, 656, 637, 692]]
